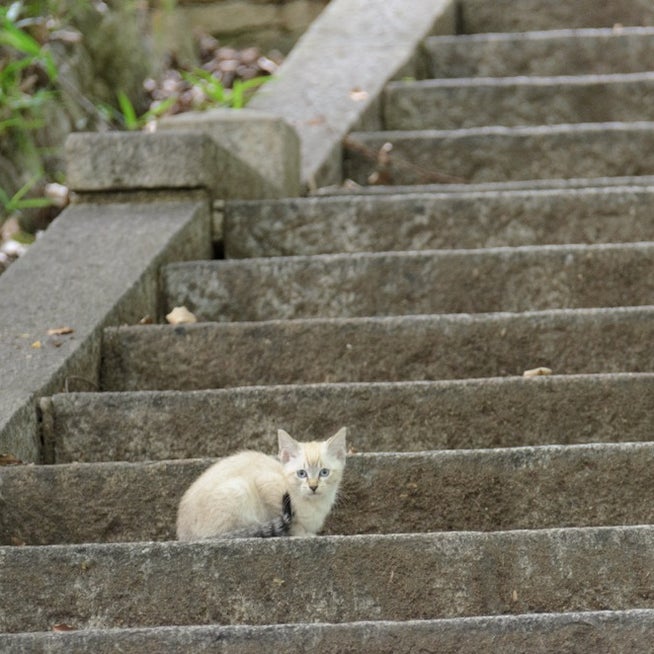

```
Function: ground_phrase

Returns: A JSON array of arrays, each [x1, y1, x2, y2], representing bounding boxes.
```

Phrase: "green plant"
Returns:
[[181, 69, 271, 110], [114, 90, 176, 130], [0, 1, 58, 135], [0, 177, 53, 214]]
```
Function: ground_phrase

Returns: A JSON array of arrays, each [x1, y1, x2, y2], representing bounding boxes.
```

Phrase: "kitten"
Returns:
[[176, 427, 347, 540]]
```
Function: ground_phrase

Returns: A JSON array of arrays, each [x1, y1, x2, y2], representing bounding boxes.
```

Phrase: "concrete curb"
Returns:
[[0, 195, 211, 462]]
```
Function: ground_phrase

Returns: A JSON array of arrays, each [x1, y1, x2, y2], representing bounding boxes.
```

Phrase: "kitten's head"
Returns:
[[278, 427, 347, 499]]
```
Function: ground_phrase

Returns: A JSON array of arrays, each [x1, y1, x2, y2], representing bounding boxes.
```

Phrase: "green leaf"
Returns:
[[116, 90, 138, 130]]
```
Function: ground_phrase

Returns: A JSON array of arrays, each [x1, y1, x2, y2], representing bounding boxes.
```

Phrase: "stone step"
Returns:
[[457, 2, 654, 34], [384, 73, 654, 131], [425, 28, 654, 78], [101, 307, 654, 392], [344, 122, 654, 186], [314, 175, 654, 197], [224, 186, 654, 257], [4, 443, 654, 545], [2, 526, 654, 632], [163, 242, 654, 322], [44, 373, 654, 463], [4, 610, 654, 653]]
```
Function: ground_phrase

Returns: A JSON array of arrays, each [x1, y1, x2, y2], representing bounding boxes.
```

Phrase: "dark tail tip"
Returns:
[[282, 492, 293, 525]]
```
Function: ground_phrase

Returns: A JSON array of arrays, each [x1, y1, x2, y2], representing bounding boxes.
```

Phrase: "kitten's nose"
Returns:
[[308, 482, 319, 493]]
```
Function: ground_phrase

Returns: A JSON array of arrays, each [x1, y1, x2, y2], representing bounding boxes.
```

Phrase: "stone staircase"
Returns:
[[3, 2, 654, 651]]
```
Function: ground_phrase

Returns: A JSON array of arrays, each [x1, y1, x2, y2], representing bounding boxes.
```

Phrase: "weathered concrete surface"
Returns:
[[157, 109, 301, 197], [344, 122, 654, 186], [224, 186, 654, 257], [426, 28, 654, 78], [4, 610, 654, 653], [3, 443, 654, 545], [249, 0, 456, 186], [151, 0, 327, 55], [0, 609, 654, 654], [66, 131, 279, 199], [2, 526, 654, 631], [45, 373, 654, 463], [458, 0, 654, 33], [0, 195, 211, 462], [315, 175, 654, 196], [385, 73, 654, 130], [163, 242, 654, 322], [101, 307, 654, 391]]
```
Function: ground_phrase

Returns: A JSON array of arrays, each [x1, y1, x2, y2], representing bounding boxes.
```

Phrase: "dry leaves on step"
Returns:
[[523, 367, 553, 378], [0, 453, 23, 466], [47, 326, 74, 336], [166, 306, 197, 325]]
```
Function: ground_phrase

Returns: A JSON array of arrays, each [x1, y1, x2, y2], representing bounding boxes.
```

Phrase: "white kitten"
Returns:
[[176, 427, 347, 540]]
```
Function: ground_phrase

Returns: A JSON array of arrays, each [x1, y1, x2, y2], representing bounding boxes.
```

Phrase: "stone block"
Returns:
[[100, 306, 654, 392], [222, 186, 654, 257], [425, 27, 654, 78], [2, 527, 654, 631], [162, 242, 654, 321], [66, 131, 279, 199], [459, 0, 654, 33], [3, 611, 654, 653], [344, 122, 654, 185], [4, 442, 654, 545], [157, 109, 301, 197], [385, 73, 654, 130], [45, 373, 654, 463]]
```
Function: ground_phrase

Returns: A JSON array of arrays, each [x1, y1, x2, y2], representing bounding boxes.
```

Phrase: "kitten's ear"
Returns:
[[278, 429, 300, 463], [326, 427, 347, 462]]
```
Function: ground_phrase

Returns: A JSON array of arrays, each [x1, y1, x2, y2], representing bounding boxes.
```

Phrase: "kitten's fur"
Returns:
[[176, 427, 347, 540]]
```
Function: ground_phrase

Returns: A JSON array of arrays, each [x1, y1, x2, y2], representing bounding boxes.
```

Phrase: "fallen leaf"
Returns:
[[349, 87, 369, 102], [138, 315, 154, 325], [166, 306, 197, 325], [47, 326, 74, 336], [0, 454, 23, 466], [523, 367, 553, 378], [31, 340, 42, 349], [52, 623, 76, 632]]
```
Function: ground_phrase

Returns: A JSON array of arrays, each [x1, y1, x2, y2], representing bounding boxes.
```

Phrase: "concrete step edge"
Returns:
[[425, 26, 654, 45], [100, 305, 654, 391], [46, 372, 654, 462], [224, 184, 654, 256], [3, 525, 654, 632], [163, 242, 654, 321], [5, 440, 654, 544], [3, 609, 654, 653]]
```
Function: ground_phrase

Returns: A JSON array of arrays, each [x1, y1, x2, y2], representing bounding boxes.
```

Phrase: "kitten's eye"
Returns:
[[319, 468, 330, 478], [296, 469, 308, 479]]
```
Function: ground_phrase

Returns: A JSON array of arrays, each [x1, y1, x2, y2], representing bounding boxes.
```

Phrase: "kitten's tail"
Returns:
[[226, 492, 293, 539]]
